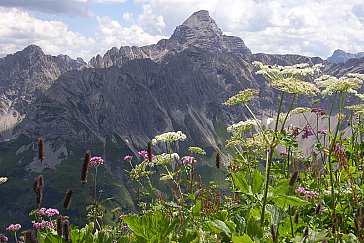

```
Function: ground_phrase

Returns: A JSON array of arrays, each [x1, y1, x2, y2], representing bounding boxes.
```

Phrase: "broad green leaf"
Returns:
[[213, 210, 228, 221], [207, 219, 231, 237], [231, 172, 250, 194], [272, 195, 309, 208], [246, 218, 263, 239], [192, 199, 202, 216], [232, 234, 254, 243], [251, 170, 264, 194], [272, 179, 290, 195]]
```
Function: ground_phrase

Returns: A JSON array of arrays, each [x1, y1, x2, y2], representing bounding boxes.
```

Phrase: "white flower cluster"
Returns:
[[152, 131, 187, 144], [315, 74, 363, 95], [154, 153, 180, 165], [224, 89, 259, 106], [0, 177, 8, 184], [253, 61, 323, 81], [227, 119, 258, 134]]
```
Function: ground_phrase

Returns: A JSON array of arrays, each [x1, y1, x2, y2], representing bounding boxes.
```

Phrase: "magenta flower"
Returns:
[[0, 234, 8, 242], [33, 221, 54, 230], [121, 225, 128, 231], [138, 150, 155, 160], [296, 187, 306, 194], [288, 124, 300, 137], [123, 155, 133, 162], [89, 156, 104, 167], [182, 156, 194, 165], [37, 207, 46, 216], [302, 125, 314, 139], [318, 129, 329, 135], [45, 208, 59, 218], [280, 151, 288, 156], [6, 224, 21, 232], [311, 108, 325, 116]]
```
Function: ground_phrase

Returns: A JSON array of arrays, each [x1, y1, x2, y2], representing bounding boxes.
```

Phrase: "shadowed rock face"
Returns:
[[0, 45, 86, 139], [327, 49, 364, 63]]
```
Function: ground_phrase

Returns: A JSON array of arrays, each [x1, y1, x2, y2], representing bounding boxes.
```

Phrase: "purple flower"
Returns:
[[121, 225, 128, 231], [45, 208, 59, 218], [318, 129, 329, 135], [138, 150, 155, 160], [0, 234, 8, 242], [123, 155, 133, 162], [99, 189, 104, 193], [280, 151, 288, 156], [33, 221, 54, 230], [5, 224, 21, 232], [296, 187, 306, 194], [182, 156, 194, 165], [311, 108, 325, 116], [288, 124, 300, 137], [89, 156, 104, 167], [302, 125, 314, 139], [37, 207, 46, 216]]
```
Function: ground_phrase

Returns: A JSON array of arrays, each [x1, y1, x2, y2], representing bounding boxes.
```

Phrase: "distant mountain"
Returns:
[[327, 49, 364, 63], [1, 10, 364, 227], [0, 45, 85, 140], [88, 10, 251, 68]]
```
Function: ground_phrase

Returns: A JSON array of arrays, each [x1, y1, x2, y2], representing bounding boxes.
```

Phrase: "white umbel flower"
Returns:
[[152, 131, 187, 144]]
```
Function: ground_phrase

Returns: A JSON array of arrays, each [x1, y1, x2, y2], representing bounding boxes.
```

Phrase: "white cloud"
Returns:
[[133, 0, 364, 58], [122, 11, 133, 21]]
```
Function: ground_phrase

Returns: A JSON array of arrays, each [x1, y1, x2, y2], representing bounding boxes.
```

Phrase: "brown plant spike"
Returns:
[[215, 153, 221, 169], [81, 152, 91, 184], [289, 170, 299, 187], [38, 138, 45, 162], [62, 220, 70, 241], [56, 216, 63, 236], [63, 189, 73, 209], [25, 230, 36, 243], [147, 141, 153, 162]]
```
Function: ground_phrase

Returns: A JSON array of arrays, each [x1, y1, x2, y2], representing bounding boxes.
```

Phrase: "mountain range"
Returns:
[[1, 10, 364, 226]]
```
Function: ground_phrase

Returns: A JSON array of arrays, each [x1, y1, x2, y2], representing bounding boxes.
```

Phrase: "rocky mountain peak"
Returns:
[[327, 49, 364, 63], [179, 10, 223, 36]]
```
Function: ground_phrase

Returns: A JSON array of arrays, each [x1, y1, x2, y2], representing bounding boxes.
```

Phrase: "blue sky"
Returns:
[[0, 0, 363, 61]]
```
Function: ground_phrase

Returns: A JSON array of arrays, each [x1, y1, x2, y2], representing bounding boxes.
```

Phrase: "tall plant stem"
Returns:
[[93, 167, 98, 231], [260, 91, 286, 226]]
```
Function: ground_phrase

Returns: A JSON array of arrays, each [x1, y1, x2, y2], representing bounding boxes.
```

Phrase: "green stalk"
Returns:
[[260, 91, 285, 226], [93, 166, 98, 231]]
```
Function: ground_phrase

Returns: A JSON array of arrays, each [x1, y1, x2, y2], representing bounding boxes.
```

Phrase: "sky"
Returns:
[[0, 0, 363, 61]]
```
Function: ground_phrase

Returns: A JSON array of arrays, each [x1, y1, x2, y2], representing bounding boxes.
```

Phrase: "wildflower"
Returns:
[[302, 125, 314, 139], [311, 108, 325, 116], [89, 156, 104, 167], [138, 150, 155, 160], [38, 138, 45, 162], [223, 89, 259, 106], [121, 225, 128, 231], [62, 220, 70, 241], [269, 78, 320, 95], [216, 153, 221, 169], [227, 119, 258, 134], [280, 151, 288, 156], [295, 210, 300, 224], [288, 124, 300, 137], [33, 175, 44, 206], [154, 153, 179, 165], [303, 227, 309, 239], [37, 207, 46, 216], [188, 146, 206, 155], [33, 221, 54, 230], [346, 104, 364, 115], [81, 152, 90, 184], [56, 216, 63, 236], [182, 156, 194, 165], [291, 107, 311, 114], [315, 74, 363, 95], [123, 155, 133, 162], [45, 208, 59, 217], [6, 224, 21, 231], [63, 189, 73, 209], [289, 171, 299, 187], [318, 129, 329, 135], [0, 177, 7, 184], [296, 187, 306, 194], [0, 234, 8, 242], [151, 131, 187, 144], [315, 202, 323, 215]]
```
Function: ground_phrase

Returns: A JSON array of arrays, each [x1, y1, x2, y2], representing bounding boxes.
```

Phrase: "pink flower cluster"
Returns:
[[318, 130, 329, 135], [89, 156, 104, 167], [123, 155, 133, 162], [280, 152, 288, 156], [182, 156, 194, 165], [138, 150, 155, 160], [33, 221, 54, 230], [288, 124, 300, 138], [302, 125, 314, 140], [0, 234, 8, 242], [37, 208, 59, 217], [311, 108, 325, 116], [6, 223, 21, 231], [296, 187, 319, 201]]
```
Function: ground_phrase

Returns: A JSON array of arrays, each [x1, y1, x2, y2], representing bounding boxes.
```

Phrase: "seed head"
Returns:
[[81, 152, 90, 184], [63, 189, 73, 209], [148, 141, 153, 162], [56, 216, 63, 236], [289, 170, 299, 187], [315, 202, 323, 215], [215, 153, 221, 169], [294, 210, 300, 224], [25, 230, 35, 243], [62, 220, 70, 241], [38, 138, 45, 162]]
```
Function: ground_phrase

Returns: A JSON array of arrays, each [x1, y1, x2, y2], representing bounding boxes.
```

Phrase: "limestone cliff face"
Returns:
[[0, 45, 85, 139], [88, 10, 251, 68]]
